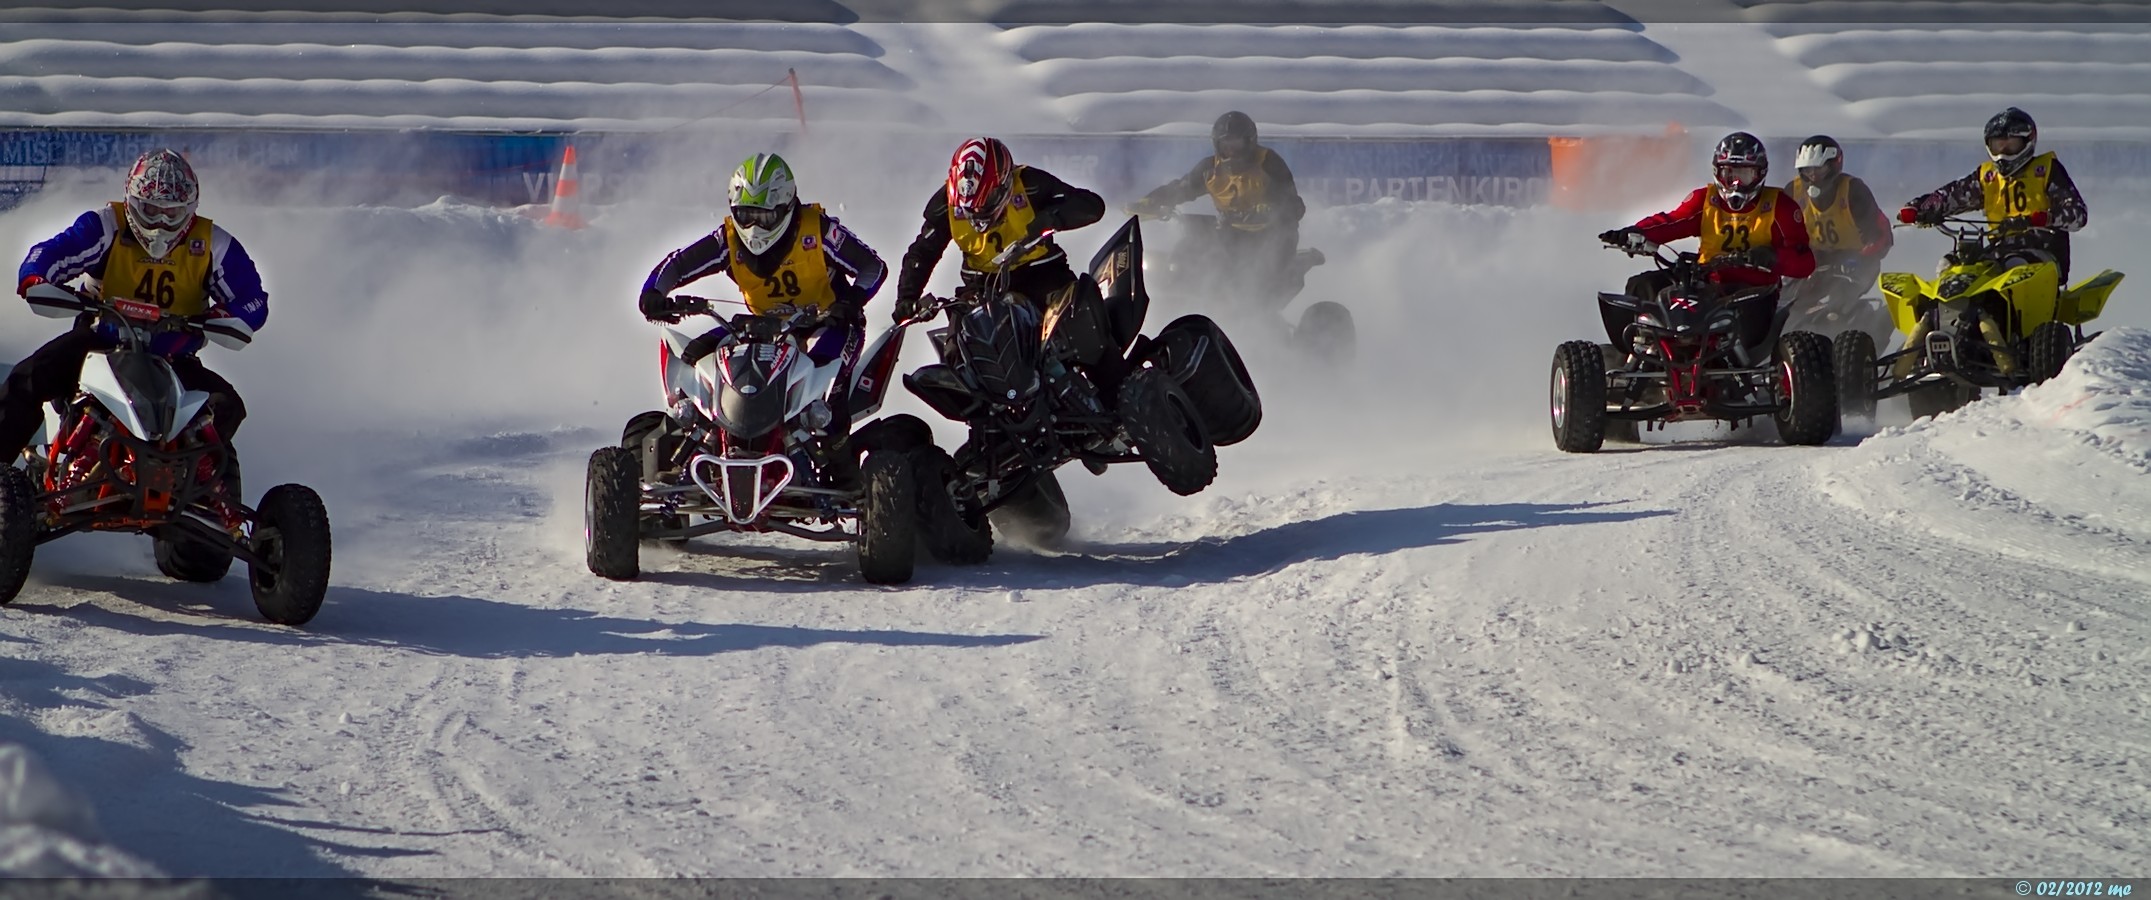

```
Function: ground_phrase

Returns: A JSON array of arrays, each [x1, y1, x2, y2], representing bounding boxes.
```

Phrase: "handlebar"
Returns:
[[23, 281, 251, 350], [987, 228, 1054, 272]]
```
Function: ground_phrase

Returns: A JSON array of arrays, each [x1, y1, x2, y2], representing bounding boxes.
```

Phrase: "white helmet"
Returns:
[[124, 149, 199, 260], [727, 152, 798, 256]]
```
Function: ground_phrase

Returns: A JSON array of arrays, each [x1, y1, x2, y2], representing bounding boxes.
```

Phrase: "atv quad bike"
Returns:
[[1551, 241, 1839, 453], [0, 283, 333, 625], [1840, 215, 2124, 421], [893, 218, 1262, 563], [1781, 256, 1894, 352], [587, 298, 929, 585], [1128, 206, 1354, 367]]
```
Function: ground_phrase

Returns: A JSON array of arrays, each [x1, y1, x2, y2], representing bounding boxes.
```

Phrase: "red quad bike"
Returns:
[[0, 283, 333, 625], [1550, 241, 1840, 453]]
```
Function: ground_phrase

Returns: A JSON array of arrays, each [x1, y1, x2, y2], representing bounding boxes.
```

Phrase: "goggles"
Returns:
[[1987, 135, 2029, 157], [131, 200, 191, 230], [732, 205, 787, 230]]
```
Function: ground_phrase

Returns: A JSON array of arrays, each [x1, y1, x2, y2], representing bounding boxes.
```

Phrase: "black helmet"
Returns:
[[1984, 107, 2038, 176], [1212, 110, 1257, 163], [1793, 134, 1843, 198], [1712, 131, 1769, 211]]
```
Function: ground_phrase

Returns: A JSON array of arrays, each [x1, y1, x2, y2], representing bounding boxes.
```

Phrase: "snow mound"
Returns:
[[0, 743, 170, 879], [1816, 328, 2151, 583]]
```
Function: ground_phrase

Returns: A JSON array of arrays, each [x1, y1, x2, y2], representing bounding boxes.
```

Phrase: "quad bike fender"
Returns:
[[846, 322, 908, 420], [1879, 272, 1933, 336], [1983, 260, 2061, 333], [2059, 269, 2125, 325], [79, 352, 190, 443]]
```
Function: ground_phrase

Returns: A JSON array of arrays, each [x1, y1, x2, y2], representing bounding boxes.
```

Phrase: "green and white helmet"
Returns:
[[728, 152, 798, 256]]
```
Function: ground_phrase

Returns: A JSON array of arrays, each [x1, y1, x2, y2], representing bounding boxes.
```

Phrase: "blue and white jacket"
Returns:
[[18, 206, 270, 357]]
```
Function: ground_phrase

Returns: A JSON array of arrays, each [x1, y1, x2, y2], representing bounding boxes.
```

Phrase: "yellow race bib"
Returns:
[[949, 170, 1045, 272], [1792, 177, 1862, 253], [1699, 187, 1781, 264], [727, 203, 837, 315], [1206, 147, 1274, 230], [1981, 152, 2056, 225], [101, 202, 216, 316]]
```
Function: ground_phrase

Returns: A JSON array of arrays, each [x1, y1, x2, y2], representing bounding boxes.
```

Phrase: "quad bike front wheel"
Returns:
[[1551, 340, 1607, 453], [856, 450, 917, 585], [1120, 366, 1218, 496], [1834, 329, 1878, 422], [620, 411, 687, 546], [0, 466, 37, 606], [248, 484, 332, 626], [2028, 320, 2075, 385], [1774, 331, 1839, 446], [584, 446, 642, 581], [911, 444, 992, 565], [1595, 344, 1640, 444]]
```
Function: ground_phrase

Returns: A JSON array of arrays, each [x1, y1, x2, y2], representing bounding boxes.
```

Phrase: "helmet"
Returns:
[[727, 152, 798, 256], [1793, 134, 1843, 199], [947, 137, 1015, 229], [124, 149, 198, 260], [1212, 110, 1257, 165], [1985, 107, 2038, 177], [1712, 131, 1769, 212]]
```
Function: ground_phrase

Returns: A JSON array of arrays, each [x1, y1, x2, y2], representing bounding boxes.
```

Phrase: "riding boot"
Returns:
[[1980, 317, 2018, 375]]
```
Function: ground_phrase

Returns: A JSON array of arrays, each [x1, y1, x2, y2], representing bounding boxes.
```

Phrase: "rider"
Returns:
[[892, 136, 1108, 376], [1126, 111, 1310, 306], [1598, 131, 1817, 364], [1784, 134, 1893, 303], [1900, 107, 2089, 284], [3, 148, 268, 466], [638, 152, 887, 485]]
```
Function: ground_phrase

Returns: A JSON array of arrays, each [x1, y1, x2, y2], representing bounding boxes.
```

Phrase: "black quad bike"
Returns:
[[1551, 242, 1839, 453], [1129, 207, 1354, 367], [893, 218, 1263, 562], [588, 299, 932, 585], [1, 283, 333, 624], [1779, 256, 1894, 352]]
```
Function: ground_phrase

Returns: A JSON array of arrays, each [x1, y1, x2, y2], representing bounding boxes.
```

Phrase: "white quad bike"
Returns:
[[0, 282, 333, 625], [585, 297, 932, 585]]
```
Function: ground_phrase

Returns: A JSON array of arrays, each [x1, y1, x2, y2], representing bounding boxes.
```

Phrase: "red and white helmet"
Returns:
[[947, 137, 1015, 228], [124, 149, 199, 259]]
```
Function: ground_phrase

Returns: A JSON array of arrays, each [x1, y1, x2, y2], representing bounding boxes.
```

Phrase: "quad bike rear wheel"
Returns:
[[1149, 315, 1261, 446], [155, 451, 241, 583], [990, 469, 1071, 549], [1907, 381, 1976, 420], [1551, 340, 1607, 453], [0, 467, 36, 606], [248, 484, 332, 626], [2028, 320, 2075, 385], [1296, 301, 1356, 367], [856, 450, 917, 585], [1120, 366, 1218, 496], [912, 444, 992, 565], [1834, 329, 1878, 422], [1774, 331, 1839, 446], [584, 446, 642, 581]]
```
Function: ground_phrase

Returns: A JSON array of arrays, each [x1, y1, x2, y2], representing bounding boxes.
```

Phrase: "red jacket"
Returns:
[[1631, 186, 1817, 287]]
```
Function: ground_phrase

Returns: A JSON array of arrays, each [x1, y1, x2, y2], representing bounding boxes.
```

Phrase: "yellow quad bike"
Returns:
[[1837, 214, 2124, 420]]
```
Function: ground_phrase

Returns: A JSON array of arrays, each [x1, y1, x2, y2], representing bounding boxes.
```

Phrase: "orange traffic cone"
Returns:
[[542, 144, 585, 229]]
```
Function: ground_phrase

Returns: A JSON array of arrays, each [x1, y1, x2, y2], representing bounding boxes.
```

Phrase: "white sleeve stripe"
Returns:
[[48, 208, 118, 280]]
